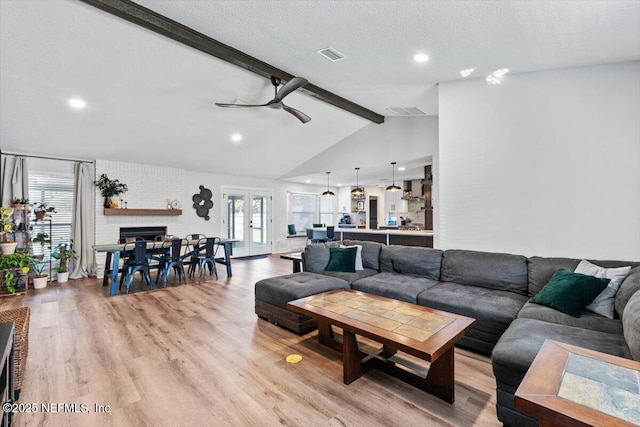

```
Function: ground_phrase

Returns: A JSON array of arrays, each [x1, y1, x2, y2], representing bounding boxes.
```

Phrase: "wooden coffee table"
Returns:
[[515, 340, 640, 427], [287, 289, 475, 403]]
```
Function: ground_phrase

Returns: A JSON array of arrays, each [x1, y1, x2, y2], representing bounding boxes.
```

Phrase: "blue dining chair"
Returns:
[[190, 237, 221, 280], [119, 240, 153, 293], [155, 238, 187, 286]]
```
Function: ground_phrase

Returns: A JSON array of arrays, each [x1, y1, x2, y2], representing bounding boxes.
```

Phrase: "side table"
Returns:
[[515, 339, 640, 426]]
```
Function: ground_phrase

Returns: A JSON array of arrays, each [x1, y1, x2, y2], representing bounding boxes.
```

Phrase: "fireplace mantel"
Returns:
[[103, 208, 182, 216]]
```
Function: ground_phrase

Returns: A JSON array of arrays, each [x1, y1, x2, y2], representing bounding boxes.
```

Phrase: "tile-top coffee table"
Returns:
[[515, 340, 640, 427], [287, 289, 475, 403]]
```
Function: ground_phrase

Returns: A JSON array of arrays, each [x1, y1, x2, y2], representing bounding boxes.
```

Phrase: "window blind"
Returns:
[[288, 192, 334, 231], [28, 173, 74, 260]]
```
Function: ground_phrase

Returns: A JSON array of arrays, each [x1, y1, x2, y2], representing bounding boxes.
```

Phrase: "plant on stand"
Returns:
[[11, 198, 29, 210], [30, 258, 48, 289], [94, 174, 128, 208], [0, 253, 31, 294], [52, 241, 76, 283], [0, 207, 17, 255], [33, 203, 56, 221]]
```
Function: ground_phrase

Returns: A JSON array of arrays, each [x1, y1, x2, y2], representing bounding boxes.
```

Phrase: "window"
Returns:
[[28, 172, 74, 262], [288, 192, 334, 231]]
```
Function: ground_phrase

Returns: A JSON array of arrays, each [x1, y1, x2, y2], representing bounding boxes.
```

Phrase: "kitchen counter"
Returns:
[[336, 228, 434, 247]]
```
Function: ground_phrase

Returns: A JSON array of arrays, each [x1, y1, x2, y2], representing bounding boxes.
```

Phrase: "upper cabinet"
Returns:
[[338, 187, 351, 213]]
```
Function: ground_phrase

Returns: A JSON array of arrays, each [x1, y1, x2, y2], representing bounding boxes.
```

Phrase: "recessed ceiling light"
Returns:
[[317, 47, 346, 62], [230, 133, 243, 143], [68, 98, 86, 110], [460, 68, 475, 78], [337, 184, 342, 187], [305, 179, 311, 183], [486, 68, 509, 85], [413, 53, 429, 63], [398, 167, 406, 171]]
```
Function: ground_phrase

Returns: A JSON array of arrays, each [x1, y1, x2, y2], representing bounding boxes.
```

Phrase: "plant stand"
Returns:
[[32, 217, 53, 283]]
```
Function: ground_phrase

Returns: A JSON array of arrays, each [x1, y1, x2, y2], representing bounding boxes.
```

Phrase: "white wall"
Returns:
[[439, 61, 640, 260], [93, 159, 330, 276]]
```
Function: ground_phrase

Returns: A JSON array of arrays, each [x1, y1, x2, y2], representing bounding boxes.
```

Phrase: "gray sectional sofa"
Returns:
[[254, 240, 640, 426]]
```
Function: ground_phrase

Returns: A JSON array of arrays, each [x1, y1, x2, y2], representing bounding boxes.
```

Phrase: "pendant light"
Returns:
[[386, 162, 402, 192], [350, 167, 364, 197], [322, 171, 335, 196]]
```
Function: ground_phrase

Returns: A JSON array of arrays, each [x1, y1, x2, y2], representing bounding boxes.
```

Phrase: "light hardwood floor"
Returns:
[[0, 256, 500, 426]]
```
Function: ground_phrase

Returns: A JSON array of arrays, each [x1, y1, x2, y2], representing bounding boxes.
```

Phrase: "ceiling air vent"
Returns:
[[385, 107, 426, 116], [317, 47, 346, 62]]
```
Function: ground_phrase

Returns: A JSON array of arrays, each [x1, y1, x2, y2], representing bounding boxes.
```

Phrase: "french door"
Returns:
[[222, 188, 272, 257]]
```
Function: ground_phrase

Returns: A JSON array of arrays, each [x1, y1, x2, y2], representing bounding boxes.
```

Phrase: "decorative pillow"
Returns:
[[531, 268, 610, 317], [325, 247, 358, 273], [340, 244, 363, 271], [575, 260, 632, 319]]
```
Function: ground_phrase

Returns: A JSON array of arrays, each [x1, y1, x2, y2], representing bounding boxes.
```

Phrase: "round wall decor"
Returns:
[[192, 185, 213, 220]]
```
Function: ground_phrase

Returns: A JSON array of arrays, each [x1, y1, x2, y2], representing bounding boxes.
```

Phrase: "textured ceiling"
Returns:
[[1, 1, 639, 182]]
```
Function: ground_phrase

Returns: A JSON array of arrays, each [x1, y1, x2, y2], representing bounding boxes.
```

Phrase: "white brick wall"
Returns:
[[94, 160, 187, 278]]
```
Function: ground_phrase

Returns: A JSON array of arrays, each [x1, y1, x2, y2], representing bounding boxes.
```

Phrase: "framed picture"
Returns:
[[356, 201, 364, 210]]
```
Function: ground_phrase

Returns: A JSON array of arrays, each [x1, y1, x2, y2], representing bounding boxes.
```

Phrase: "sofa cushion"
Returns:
[[441, 250, 528, 295], [255, 272, 349, 309], [615, 267, 640, 317], [340, 244, 363, 270], [321, 268, 379, 284], [326, 247, 358, 273], [530, 268, 610, 317], [517, 301, 623, 335], [379, 245, 442, 280], [351, 272, 439, 304], [623, 290, 640, 361], [417, 282, 528, 348], [528, 256, 640, 299], [527, 256, 580, 297], [303, 242, 341, 273], [492, 318, 632, 392], [575, 260, 632, 319], [343, 240, 383, 270]]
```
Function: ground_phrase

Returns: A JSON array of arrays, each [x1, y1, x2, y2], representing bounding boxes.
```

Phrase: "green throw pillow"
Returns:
[[325, 247, 358, 273], [531, 268, 610, 317]]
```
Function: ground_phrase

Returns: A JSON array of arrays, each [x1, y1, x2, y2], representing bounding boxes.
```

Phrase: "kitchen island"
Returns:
[[337, 227, 433, 247]]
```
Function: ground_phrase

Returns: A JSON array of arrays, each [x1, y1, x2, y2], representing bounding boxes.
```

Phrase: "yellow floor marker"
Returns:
[[286, 354, 303, 364]]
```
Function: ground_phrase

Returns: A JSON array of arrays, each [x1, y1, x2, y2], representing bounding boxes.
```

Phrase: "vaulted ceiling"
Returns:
[[1, 1, 639, 184]]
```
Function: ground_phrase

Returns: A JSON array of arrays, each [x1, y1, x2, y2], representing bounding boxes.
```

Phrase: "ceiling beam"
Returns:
[[78, 0, 385, 124]]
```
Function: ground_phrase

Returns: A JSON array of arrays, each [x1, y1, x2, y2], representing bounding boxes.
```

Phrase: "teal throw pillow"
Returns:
[[325, 247, 358, 273], [531, 268, 610, 317]]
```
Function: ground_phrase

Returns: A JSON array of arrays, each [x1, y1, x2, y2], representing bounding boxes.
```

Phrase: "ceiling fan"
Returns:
[[215, 76, 311, 124]]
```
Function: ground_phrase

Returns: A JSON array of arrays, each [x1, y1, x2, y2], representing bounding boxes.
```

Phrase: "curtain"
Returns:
[[1, 155, 29, 206], [70, 162, 95, 279]]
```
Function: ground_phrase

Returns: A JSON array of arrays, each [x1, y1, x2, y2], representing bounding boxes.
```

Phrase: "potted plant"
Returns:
[[94, 174, 128, 208], [33, 202, 56, 220], [0, 253, 31, 294], [32, 232, 51, 248], [52, 241, 76, 283], [11, 198, 29, 210], [30, 258, 48, 289], [0, 207, 17, 255]]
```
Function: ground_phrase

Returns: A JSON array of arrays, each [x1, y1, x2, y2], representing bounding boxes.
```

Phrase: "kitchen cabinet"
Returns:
[[338, 187, 351, 213]]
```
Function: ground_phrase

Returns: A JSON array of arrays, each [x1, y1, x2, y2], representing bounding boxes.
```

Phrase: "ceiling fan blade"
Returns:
[[273, 77, 309, 103], [283, 105, 311, 124], [215, 102, 266, 108]]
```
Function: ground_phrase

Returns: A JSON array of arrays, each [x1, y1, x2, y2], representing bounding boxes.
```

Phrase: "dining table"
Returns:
[[93, 238, 238, 296]]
